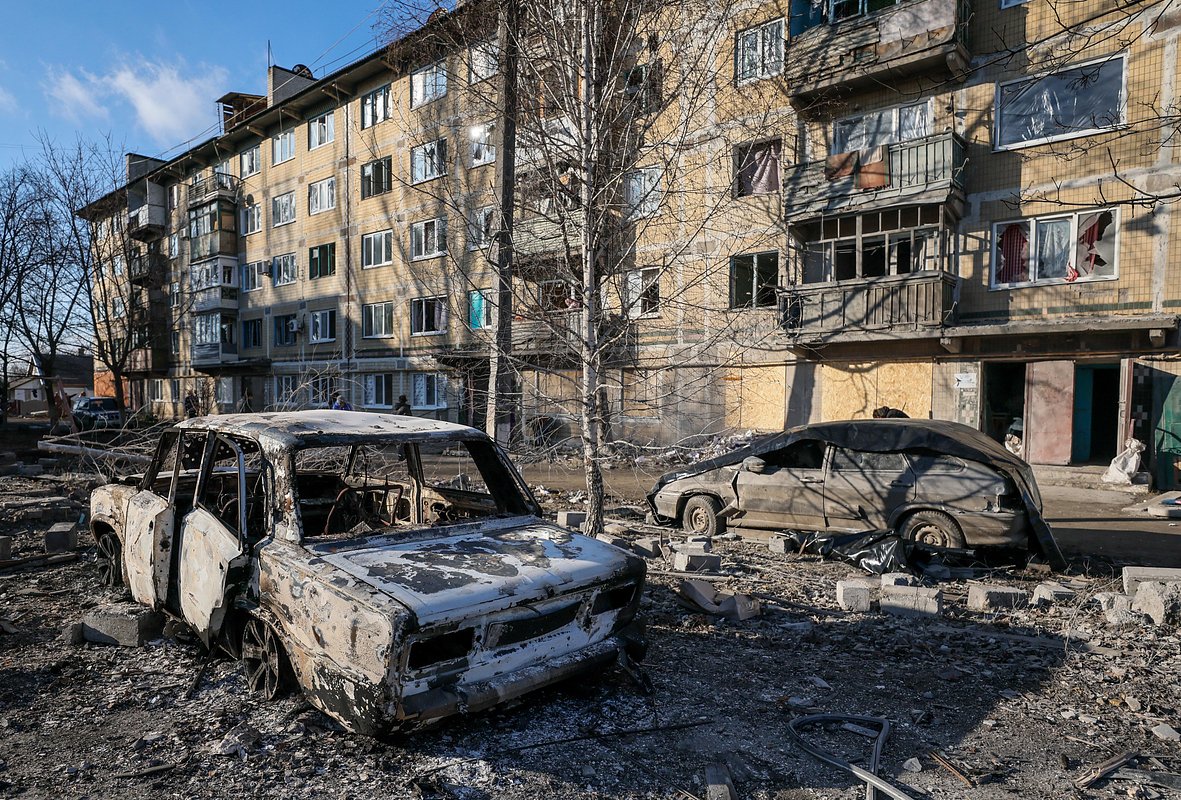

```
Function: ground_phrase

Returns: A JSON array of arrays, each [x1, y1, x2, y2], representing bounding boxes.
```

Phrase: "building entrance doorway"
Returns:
[[983, 362, 1026, 445], [1072, 364, 1120, 464]]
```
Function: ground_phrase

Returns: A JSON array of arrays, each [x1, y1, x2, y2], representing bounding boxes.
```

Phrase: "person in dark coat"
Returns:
[[394, 395, 412, 415], [184, 390, 200, 419]]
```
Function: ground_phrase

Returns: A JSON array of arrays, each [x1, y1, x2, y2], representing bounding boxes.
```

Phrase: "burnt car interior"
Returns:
[[295, 438, 536, 539]]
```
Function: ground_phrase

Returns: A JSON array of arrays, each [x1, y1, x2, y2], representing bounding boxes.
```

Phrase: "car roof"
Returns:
[[174, 410, 487, 450]]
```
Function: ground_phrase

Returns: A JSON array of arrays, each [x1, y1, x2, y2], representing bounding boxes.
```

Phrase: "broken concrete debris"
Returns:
[[836, 579, 872, 612], [967, 585, 1030, 612], [880, 573, 912, 587], [674, 579, 760, 621], [79, 602, 165, 647], [1152, 723, 1181, 742], [703, 762, 737, 800], [556, 510, 587, 530], [43, 521, 77, 553], [880, 585, 942, 618], [1123, 565, 1181, 595], [901, 757, 923, 773], [1131, 581, 1181, 626], [672, 550, 721, 572], [1032, 581, 1076, 606]]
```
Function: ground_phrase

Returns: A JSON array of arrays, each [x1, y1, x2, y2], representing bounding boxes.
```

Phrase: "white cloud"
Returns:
[[106, 61, 228, 146], [0, 86, 16, 114], [44, 57, 229, 148], [45, 69, 109, 122]]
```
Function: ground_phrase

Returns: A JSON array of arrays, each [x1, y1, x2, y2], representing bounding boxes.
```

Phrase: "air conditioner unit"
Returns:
[[261, 263, 272, 276], [288, 318, 303, 333]]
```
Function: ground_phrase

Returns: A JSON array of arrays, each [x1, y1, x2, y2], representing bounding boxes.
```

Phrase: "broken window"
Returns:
[[735, 19, 783, 83], [624, 267, 660, 317], [361, 157, 393, 199], [830, 0, 900, 22], [729, 251, 779, 309], [197, 436, 267, 538], [734, 139, 781, 197], [470, 123, 496, 166], [991, 208, 1117, 288], [833, 101, 931, 154], [624, 168, 661, 218], [996, 57, 1125, 149], [411, 297, 447, 335], [410, 218, 447, 259], [410, 61, 447, 108], [831, 448, 908, 472], [411, 138, 448, 183], [801, 208, 948, 283], [763, 440, 825, 469], [360, 85, 391, 128]]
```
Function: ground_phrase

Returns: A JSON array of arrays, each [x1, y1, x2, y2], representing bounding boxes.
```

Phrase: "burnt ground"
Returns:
[[1, 468, 1181, 799]]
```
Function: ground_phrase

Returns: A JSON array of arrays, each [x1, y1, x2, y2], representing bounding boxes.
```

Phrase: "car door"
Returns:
[[824, 447, 915, 530], [122, 431, 181, 608], [734, 439, 827, 530], [177, 435, 250, 646]]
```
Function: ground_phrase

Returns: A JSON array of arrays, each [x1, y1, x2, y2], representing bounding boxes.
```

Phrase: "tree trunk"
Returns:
[[486, 0, 520, 447]]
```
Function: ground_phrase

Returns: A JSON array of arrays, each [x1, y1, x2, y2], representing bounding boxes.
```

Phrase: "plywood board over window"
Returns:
[[820, 361, 933, 422]]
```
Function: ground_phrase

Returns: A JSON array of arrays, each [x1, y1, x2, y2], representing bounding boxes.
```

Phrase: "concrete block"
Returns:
[[595, 533, 630, 550], [880, 585, 942, 617], [1132, 581, 1181, 626], [1032, 582, 1077, 606], [1124, 566, 1181, 596], [18, 464, 43, 477], [672, 551, 721, 573], [1094, 592, 1133, 613], [685, 535, 712, 551], [556, 510, 586, 530], [81, 602, 165, 647], [631, 537, 662, 559], [0, 536, 11, 561], [836, 580, 872, 612], [768, 536, 790, 554], [603, 522, 633, 537], [968, 585, 1030, 612], [44, 522, 77, 553], [881, 573, 913, 587]]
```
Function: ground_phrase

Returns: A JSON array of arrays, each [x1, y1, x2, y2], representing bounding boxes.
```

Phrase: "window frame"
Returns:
[[728, 251, 780, 309], [362, 301, 396, 339], [307, 111, 335, 150], [240, 261, 264, 292], [272, 192, 296, 227], [993, 54, 1127, 152], [308, 242, 336, 280], [734, 18, 784, 85], [470, 123, 496, 167], [272, 253, 297, 287], [468, 207, 495, 251], [361, 157, 393, 199], [361, 229, 394, 268], [242, 203, 262, 235], [989, 207, 1120, 290], [830, 0, 902, 23], [272, 130, 295, 166], [308, 308, 337, 344], [241, 318, 263, 349], [240, 145, 261, 178], [273, 314, 298, 347], [360, 85, 391, 129], [624, 167, 662, 219], [468, 288, 493, 330], [364, 373, 396, 408], [469, 40, 498, 84], [832, 99, 933, 154], [734, 138, 783, 197], [410, 296, 448, 336], [410, 218, 448, 260], [411, 138, 448, 184], [307, 176, 336, 215], [410, 61, 448, 108], [625, 267, 661, 318]]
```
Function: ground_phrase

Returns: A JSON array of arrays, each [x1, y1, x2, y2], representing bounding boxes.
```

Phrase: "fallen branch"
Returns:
[[0, 552, 78, 572], [929, 750, 974, 788], [1074, 751, 1138, 790], [112, 762, 175, 779]]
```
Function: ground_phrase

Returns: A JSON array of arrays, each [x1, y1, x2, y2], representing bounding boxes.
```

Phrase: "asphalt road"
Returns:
[[519, 462, 1181, 568]]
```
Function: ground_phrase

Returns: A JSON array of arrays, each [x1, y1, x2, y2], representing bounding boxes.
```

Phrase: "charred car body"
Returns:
[[648, 419, 1065, 568], [89, 411, 646, 734]]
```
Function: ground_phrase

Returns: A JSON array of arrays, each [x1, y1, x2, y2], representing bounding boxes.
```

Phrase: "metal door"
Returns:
[[1024, 361, 1075, 465]]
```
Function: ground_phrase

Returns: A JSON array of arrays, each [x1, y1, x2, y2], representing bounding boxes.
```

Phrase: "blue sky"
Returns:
[[0, 1, 397, 170]]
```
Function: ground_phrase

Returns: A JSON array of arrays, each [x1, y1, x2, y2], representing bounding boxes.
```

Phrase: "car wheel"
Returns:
[[95, 531, 123, 587], [682, 495, 724, 537], [900, 510, 966, 549], [240, 616, 292, 700]]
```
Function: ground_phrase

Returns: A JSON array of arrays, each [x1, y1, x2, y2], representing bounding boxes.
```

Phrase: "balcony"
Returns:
[[782, 271, 957, 343], [784, 133, 967, 222], [785, 0, 971, 110], [514, 209, 586, 260], [191, 340, 238, 367], [187, 173, 240, 207], [511, 311, 634, 364], [126, 346, 169, 375], [129, 252, 165, 286], [190, 230, 238, 262], [128, 204, 167, 242], [191, 286, 239, 313]]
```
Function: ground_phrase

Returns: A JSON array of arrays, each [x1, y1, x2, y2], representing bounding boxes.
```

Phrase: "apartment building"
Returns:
[[83, 0, 1181, 483]]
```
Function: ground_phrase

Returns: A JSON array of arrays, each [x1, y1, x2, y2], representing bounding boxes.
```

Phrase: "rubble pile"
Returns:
[[2, 479, 1180, 798]]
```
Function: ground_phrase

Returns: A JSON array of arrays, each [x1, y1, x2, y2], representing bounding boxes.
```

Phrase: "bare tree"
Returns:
[[0, 166, 42, 424]]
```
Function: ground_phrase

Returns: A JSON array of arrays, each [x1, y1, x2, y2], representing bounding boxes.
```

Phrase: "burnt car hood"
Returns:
[[308, 517, 641, 626], [649, 419, 1067, 570]]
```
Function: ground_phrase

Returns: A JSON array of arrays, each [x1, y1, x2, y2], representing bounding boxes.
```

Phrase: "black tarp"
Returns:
[[648, 419, 1067, 571]]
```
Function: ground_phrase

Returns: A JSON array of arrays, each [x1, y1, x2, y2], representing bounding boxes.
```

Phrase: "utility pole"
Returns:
[[486, 0, 519, 446]]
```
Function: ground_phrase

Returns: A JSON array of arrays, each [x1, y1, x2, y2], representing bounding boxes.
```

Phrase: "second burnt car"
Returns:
[[648, 419, 1065, 566], [89, 411, 646, 735]]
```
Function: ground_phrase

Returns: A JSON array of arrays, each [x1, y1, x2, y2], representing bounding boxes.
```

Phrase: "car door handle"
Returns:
[[801, 477, 823, 484], [889, 481, 913, 488]]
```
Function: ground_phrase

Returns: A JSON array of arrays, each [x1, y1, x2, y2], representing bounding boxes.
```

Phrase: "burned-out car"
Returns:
[[648, 419, 1065, 567], [89, 411, 646, 734]]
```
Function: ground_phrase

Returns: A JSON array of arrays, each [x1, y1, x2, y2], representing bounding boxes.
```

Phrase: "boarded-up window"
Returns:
[[735, 139, 781, 197]]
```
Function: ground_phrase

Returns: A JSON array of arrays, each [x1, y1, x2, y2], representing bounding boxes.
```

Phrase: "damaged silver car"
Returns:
[[89, 411, 646, 734], [648, 419, 1066, 568]]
